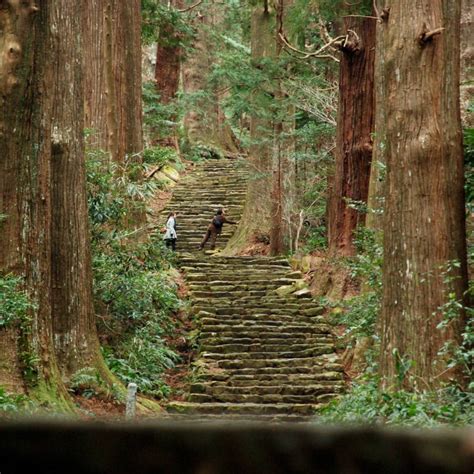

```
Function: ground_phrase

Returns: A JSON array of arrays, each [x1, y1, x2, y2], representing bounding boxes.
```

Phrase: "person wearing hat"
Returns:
[[199, 207, 237, 250]]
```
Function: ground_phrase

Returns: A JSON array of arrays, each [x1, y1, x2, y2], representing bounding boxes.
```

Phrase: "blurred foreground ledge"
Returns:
[[0, 421, 472, 473]]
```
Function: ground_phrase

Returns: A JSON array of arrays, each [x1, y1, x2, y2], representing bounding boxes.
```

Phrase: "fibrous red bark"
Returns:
[[379, 0, 468, 388], [327, 17, 376, 256]]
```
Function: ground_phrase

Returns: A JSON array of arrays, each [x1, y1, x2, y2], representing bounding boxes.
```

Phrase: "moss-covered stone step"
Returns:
[[196, 372, 344, 386], [188, 392, 338, 404], [167, 402, 321, 416], [200, 339, 334, 354], [196, 316, 326, 328], [211, 357, 336, 371], [198, 360, 343, 376]]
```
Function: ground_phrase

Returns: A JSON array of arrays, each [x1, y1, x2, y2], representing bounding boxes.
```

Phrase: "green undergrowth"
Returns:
[[317, 228, 473, 427], [317, 377, 473, 427], [0, 274, 36, 330], [0, 386, 33, 416], [87, 147, 181, 399]]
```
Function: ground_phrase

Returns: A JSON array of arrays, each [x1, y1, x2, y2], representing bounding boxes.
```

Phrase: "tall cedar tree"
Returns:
[[0, 0, 110, 401], [224, 1, 275, 254], [83, 0, 144, 165], [327, 15, 376, 256], [182, 1, 238, 151], [379, 0, 468, 388]]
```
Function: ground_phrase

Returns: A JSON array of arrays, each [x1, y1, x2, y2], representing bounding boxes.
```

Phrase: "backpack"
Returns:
[[212, 215, 223, 229]]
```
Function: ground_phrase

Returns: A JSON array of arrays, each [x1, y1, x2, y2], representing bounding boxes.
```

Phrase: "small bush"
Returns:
[[0, 386, 31, 416], [318, 377, 473, 427], [0, 275, 35, 329]]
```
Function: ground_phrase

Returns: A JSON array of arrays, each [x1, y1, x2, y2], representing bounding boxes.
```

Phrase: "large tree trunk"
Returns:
[[84, 0, 145, 228], [154, 0, 183, 148], [83, 0, 143, 164], [0, 0, 111, 402], [49, 0, 104, 378], [155, 0, 182, 106], [223, 3, 275, 254], [379, 1, 468, 389], [327, 17, 376, 256], [182, 1, 238, 152], [0, 0, 68, 401]]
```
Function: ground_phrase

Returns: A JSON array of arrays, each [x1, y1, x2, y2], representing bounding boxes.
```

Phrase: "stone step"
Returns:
[[198, 320, 329, 333], [188, 392, 337, 404], [199, 324, 330, 336], [167, 402, 321, 416], [202, 345, 335, 361], [197, 372, 344, 385], [199, 332, 333, 343], [213, 356, 338, 370], [160, 413, 312, 423], [196, 315, 325, 327], [198, 364, 343, 378], [200, 340, 334, 354]]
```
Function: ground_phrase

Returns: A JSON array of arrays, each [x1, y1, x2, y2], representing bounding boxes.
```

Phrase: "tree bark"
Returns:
[[182, 1, 238, 152], [367, 2, 388, 232], [49, 0, 103, 378], [460, 0, 473, 128], [0, 0, 66, 400], [0, 0, 112, 401], [379, 0, 468, 389], [155, 0, 182, 106], [327, 17, 376, 256], [223, 3, 275, 254], [83, 0, 143, 164]]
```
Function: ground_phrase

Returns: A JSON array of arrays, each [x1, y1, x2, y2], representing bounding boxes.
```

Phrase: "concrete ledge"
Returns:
[[0, 421, 472, 473]]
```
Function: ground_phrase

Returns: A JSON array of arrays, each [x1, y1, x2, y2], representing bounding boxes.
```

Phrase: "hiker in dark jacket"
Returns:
[[199, 208, 237, 250]]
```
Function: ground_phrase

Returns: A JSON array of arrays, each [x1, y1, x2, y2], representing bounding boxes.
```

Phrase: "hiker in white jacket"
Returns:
[[163, 212, 177, 251]]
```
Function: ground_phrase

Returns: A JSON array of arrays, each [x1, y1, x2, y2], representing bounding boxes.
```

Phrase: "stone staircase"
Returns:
[[161, 159, 247, 252], [163, 158, 343, 422]]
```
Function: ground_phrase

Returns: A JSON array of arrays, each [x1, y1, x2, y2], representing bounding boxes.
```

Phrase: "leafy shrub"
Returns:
[[318, 377, 473, 427], [0, 275, 35, 329], [327, 228, 383, 341], [0, 386, 31, 415], [86, 148, 181, 397], [143, 145, 180, 167]]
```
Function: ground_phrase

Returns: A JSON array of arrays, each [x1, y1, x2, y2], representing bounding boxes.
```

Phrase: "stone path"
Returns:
[[163, 158, 343, 422]]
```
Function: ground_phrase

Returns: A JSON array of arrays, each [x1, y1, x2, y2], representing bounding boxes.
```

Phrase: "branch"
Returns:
[[373, 0, 381, 22], [177, 0, 203, 13], [419, 26, 444, 44], [342, 14, 379, 20], [278, 32, 345, 61]]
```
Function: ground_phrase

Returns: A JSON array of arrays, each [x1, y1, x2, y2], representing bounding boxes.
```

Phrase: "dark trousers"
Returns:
[[200, 229, 218, 250], [165, 238, 176, 251]]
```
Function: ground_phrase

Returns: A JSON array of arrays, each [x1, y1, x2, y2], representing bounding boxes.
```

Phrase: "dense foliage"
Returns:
[[86, 148, 181, 397]]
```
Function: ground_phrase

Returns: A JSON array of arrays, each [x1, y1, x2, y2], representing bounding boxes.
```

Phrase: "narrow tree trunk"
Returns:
[[327, 17, 376, 256], [367, 3, 388, 232], [380, 1, 468, 388], [270, 0, 285, 255], [460, 0, 473, 128]]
